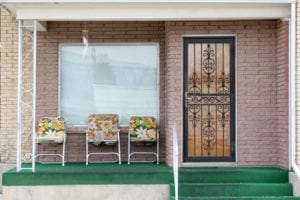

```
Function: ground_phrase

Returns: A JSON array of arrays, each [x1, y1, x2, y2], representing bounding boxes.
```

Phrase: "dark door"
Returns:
[[183, 37, 235, 162]]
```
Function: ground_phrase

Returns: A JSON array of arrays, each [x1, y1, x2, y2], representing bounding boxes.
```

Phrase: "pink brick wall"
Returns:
[[164, 20, 289, 168], [0, 13, 290, 167], [36, 21, 166, 163], [276, 21, 289, 168], [0, 8, 18, 163]]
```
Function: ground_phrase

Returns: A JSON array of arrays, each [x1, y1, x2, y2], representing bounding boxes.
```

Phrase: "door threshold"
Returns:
[[182, 162, 237, 167]]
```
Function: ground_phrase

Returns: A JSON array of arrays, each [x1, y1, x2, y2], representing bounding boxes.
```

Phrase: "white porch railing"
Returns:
[[172, 121, 178, 200]]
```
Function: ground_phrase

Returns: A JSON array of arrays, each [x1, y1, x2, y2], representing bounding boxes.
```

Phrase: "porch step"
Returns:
[[179, 167, 288, 183], [170, 183, 292, 197], [170, 196, 300, 200], [170, 167, 297, 200]]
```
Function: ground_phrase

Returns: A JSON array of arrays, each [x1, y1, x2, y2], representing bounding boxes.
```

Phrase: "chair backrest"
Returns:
[[87, 114, 119, 142], [129, 116, 157, 141], [37, 117, 66, 143]]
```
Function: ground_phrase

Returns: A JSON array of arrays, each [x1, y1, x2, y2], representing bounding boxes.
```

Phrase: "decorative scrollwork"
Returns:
[[202, 111, 215, 155], [186, 42, 233, 158], [218, 72, 230, 93], [188, 72, 201, 93], [188, 105, 201, 128], [217, 105, 230, 128], [202, 44, 215, 89], [187, 95, 230, 105]]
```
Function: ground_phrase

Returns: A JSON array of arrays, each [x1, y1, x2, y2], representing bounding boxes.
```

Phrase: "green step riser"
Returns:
[[170, 184, 293, 197], [179, 172, 288, 183], [172, 168, 293, 199]]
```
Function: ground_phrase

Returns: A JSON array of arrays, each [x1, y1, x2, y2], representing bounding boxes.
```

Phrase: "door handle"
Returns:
[[185, 92, 193, 107]]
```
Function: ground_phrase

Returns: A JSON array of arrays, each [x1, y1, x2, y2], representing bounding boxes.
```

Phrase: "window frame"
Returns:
[[58, 42, 160, 126]]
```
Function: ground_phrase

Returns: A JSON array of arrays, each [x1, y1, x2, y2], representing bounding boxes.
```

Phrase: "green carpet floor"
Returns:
[[2, 162, 173, 186], [3, 164, 300, 200], [170, 167, 300, 200]]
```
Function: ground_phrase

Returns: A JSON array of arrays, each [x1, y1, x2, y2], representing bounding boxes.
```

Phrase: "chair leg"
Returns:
[[157, 139, 159, 165], [86, 134, 89, 165], [62, 137, 66, 166], [118, 132, 121, 164], [128, 133, 130, 164]]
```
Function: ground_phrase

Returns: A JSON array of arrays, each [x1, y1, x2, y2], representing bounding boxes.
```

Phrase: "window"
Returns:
[[59, 43, 159, 125]]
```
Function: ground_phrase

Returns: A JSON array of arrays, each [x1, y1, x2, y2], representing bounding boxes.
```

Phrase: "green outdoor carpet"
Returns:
[[170, 167, 300, 200], [3, 164, 300, 200], [2, 162, 173, 186]]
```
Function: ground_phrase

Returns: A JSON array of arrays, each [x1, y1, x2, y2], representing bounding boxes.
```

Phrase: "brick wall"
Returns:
[[0, 7, 18, 163], [36, 21, 166, 162], [165, 20, 289, 168], [276, 20, 289, 168], [0, 8, 290, 167]]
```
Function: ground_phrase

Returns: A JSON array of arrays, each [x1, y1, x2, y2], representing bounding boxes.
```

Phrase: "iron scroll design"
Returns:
[[186, 42, 232, 157]]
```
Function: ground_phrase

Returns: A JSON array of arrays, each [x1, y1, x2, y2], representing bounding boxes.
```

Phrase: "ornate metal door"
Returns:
[[183, 37, 235, 162]]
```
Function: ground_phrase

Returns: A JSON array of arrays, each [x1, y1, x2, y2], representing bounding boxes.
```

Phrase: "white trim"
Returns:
[[1, 0, 293, 3], [181, 34, 237, 165], [3, 3, 291, 21], [58, 42, 160, 126], [290, 1, 299, 178]]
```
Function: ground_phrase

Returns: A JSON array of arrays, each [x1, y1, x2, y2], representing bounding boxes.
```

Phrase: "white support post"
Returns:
[[289, 0, 300, 178], [16, 20, 23, 172], [32, 20, 37, 172]]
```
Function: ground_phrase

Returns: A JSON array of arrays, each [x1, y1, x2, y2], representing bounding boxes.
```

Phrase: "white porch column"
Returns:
[[16, 19, 38, 172], [16, 20, 23, 172], [290, 0, 299, 176], [32, 20, 37, 172]]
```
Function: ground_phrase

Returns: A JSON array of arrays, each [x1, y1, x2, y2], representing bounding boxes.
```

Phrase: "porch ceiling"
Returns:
[[2, 1, 291, 23]]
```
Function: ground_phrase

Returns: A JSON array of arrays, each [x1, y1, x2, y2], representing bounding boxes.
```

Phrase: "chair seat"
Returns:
[[130, 138, 157, 142], [86, 114, 121, 165], [89, 140, 118, 146], [36, 136, 64, 144]]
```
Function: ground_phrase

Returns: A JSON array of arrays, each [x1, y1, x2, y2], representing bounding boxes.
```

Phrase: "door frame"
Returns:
[[182, 35, 237, 163]]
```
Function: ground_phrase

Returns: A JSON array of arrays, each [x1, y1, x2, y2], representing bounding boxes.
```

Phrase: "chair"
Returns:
[[35, 117, 67, 166], [86, 114, 121, 165], [128, 116, 159, 164]]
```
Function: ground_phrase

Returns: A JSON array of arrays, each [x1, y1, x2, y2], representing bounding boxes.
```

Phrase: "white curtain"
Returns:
[[60, 44, 159, 125]]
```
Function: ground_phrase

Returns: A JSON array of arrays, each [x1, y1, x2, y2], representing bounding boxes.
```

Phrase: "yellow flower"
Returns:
[[101, 120, 112, 130], [146, 129, 156, 140]]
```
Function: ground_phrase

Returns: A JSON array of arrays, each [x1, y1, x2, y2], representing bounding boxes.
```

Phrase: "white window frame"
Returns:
[[58, 42, 160, 126]]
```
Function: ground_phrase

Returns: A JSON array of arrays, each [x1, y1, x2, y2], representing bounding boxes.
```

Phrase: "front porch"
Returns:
[[0, 0, 298, 199], [2, 163, 300, 200]]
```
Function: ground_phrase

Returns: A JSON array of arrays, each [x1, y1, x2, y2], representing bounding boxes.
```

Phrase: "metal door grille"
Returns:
[[183, 37, 235, 162]]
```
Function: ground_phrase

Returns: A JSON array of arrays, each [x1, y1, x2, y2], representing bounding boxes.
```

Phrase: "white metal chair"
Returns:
[[86, 114, 121, 165], [35, 117, 67, 166], [128, 116, 159, 164]]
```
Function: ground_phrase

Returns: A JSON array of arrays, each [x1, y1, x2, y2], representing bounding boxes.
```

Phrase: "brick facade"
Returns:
[[36, 21, 166, 163], [0, 8, 18, 163], [165, 20, 289, 168], [0, 6, 290, 168]]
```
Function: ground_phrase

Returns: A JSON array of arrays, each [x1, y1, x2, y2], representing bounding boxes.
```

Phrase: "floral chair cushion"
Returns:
[[87, 114, 119, 143], [37, 117, 66, 144], [129, 116, 157, 141]]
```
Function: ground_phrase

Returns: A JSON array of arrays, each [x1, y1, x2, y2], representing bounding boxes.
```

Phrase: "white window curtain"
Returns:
[[59, 44, 159, 125]]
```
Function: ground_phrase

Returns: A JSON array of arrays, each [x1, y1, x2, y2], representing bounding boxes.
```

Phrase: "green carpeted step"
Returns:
[[179, 167, 288, 183], [170, 196, 300, 200], [170, 182, 293, 197], [3, 163, 173, 186]]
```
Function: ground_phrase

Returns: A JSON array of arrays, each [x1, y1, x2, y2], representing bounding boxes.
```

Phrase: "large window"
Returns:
[[59, 43, 159, 125]]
